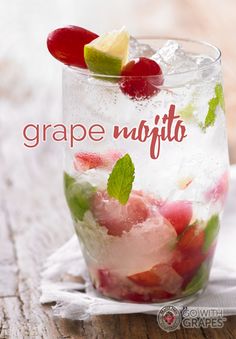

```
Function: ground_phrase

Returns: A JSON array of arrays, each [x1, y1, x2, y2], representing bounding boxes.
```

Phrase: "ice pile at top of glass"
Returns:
[[47, 26, 229, 303]]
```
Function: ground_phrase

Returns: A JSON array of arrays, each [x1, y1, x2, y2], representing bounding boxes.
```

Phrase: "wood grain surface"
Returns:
[[0, 0, 236, 338]]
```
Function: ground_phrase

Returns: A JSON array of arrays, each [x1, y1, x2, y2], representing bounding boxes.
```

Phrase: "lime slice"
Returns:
[[84, 27, 129, 76]]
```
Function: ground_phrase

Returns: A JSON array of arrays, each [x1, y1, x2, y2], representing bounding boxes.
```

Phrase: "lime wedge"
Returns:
[[84, 27, 129, 76]]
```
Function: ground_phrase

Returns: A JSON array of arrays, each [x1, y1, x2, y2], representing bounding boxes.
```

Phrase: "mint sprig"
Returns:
[[215, 83, 225, 111], [64, 172, 96, 221], [203, 83, 225, 130], [204, 97, 218, 128], [107, 154, 135, 205]]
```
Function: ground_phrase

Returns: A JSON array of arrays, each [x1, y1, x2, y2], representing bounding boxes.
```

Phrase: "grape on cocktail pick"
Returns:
[[47, 25, 98, 68]]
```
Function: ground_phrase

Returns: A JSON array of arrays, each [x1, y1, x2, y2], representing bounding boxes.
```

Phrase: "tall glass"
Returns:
[[63, 38, 229, 303]]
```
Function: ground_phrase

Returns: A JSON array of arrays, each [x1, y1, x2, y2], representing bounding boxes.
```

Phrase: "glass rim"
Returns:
[[66, 36, 221, 79]]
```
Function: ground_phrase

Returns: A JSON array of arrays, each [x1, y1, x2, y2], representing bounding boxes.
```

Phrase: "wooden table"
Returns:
[[1, 0, 236, 338]]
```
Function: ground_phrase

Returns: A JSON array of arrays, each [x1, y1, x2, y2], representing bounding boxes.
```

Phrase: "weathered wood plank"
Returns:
[[0, 94, 72, 338], [0, 200, 18, 297], [201, 315, 236, 339], [0, 297, 25, 339]]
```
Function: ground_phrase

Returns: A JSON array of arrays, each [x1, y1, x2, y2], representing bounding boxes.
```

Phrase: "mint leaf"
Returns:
[[203, 214, 220, 252], [204, 97, 218, 128], [215, 83, 225, 111], [203, 83, 225, 130], [184, 264, 208, 295], [64, 172, 96, 221], [107, 154, 135, 205]]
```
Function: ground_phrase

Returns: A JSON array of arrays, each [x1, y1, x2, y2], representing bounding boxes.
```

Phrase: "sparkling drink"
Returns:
[[63, 37, 229, 303]]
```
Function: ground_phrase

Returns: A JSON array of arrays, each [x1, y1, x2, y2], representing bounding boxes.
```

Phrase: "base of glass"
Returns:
[[146, 287, 206, 309], [95, 285, 207, 308]]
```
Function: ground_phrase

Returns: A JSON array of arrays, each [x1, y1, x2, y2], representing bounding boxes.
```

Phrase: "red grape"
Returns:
[[119, 57, 163, 100], [47, 25, 98, 68]]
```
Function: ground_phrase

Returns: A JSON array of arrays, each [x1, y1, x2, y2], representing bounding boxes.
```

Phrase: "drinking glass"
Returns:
[[63, 38, 229, 303]]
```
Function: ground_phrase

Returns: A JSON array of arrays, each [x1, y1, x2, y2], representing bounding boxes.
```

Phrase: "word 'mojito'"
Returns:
[[114, 104, 187, 159]]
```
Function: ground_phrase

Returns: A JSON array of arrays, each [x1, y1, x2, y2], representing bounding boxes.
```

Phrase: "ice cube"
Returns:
[[151, 40, 197, 75], [193, 55, 214, 67], [151, 40, 179, 69], [192, 54, 218, 80], [129, 36, 155, 59]]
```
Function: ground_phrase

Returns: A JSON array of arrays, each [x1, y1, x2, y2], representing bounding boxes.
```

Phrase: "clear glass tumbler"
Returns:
[[63, 38, 229, 303]]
